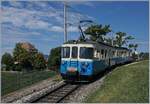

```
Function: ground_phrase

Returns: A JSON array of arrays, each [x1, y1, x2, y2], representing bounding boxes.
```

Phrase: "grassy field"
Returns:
[[85, 60, 149, 103], [1, 70, 58, 96]]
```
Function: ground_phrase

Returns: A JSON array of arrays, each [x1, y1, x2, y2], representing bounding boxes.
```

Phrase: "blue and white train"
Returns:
[[60, 41, 133, 82]]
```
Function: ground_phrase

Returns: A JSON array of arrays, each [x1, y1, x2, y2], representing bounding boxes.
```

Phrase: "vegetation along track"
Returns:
[[32, 83, 81, 103]]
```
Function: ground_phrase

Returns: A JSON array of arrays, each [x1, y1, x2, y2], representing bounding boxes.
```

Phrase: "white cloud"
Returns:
[[1, 1, 95, 54], [2, 6, 53, 29], [25, 20, 52, 29], [68, 26, 78, 32], [49, 25, 78, 32], [2, 1, 95, 32], [50, 26, 64, 32]]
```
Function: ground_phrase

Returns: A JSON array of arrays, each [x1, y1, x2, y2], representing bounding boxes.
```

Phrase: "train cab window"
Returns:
[[61, 47, 70, 58], [80, 47, 94, 59], [72, 47, 78, 58]]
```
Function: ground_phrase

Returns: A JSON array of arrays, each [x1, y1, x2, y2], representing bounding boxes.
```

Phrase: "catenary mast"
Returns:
[[64, 1, 67, 42]]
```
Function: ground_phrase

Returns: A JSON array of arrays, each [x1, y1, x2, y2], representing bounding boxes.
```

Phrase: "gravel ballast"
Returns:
[[1, 76, 62, 103]]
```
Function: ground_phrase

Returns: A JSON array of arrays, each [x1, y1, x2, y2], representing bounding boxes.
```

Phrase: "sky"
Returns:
[[1, 1, 149, 55]]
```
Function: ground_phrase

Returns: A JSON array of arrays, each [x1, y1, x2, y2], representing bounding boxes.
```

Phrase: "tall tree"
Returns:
[[128, 44, 134, 50], [1, 53, 14, 71], [133, 44, 138, 51], [115, 32, 134, 47], [84, 24, 111, 42], [13, 43, 32, 71], [128, 43, 138, 51], [48, 47, 61, 72]]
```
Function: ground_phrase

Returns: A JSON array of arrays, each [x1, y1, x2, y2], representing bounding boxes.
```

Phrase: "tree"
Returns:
[[33, 53, 46, 71], [128, 43, 138, 51], [128, 44, 134, 50], [139, 52, 149, 60], [1, 53, 14, 71], [84, 24, 111, 42], [124, 36, 134, 45], [48, 47, 61, 72], [128, 43, 139, 60], [133, 44, 138, 51], [13, 43, 33, 71], [114, 32, 134, 47]]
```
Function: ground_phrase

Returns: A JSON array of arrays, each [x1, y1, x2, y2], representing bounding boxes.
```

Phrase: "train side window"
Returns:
[[94, 50, 98, 59], [97, 50, 100, 59], [117, 51, 119, 57], [121, 51, 123, 57], [101, 49, 104, 59], [112, 51, 115, 58], [105, 50, 107, 59], [98, 51, 101, 59], [109, 49, 111, 58], [115, 50, 117, 57]]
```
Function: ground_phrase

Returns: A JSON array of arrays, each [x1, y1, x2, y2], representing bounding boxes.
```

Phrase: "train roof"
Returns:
[[63, 40, 130, 51]]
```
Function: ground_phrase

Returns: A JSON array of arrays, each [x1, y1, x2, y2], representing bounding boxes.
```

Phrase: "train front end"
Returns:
[[60, 43, 94, 82]]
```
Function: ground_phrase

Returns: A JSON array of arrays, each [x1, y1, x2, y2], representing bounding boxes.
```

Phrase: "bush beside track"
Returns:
[[85, 60, 149, 103]]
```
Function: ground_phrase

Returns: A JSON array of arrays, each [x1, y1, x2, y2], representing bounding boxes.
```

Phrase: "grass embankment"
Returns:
[[86, 60, 149, 103], [1, 70, 60, 96]]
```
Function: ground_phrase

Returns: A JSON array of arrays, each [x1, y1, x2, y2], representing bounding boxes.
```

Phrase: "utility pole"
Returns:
[[64, 2, 67, 43]]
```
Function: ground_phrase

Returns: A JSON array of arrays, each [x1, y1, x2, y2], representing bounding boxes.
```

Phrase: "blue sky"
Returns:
[[1, 1, 149, 55]]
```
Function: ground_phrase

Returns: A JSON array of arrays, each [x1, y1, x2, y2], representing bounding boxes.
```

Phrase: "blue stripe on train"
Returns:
[[60, 57, 129, 76]]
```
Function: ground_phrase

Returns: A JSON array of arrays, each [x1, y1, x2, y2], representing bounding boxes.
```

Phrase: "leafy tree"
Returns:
[[33, 53, 46, 70], [84, 24, 111, 42], [128, 43, 138, 51], [13, 43, 33, 71], [114, 32, 134, 47], [133, 44, 138, 51], [124, 36, 134, 45], [1, 53, 14, 71], [48, 47, 61, 72], [128, 43, 139, 60], [128, 44, 134, 50]]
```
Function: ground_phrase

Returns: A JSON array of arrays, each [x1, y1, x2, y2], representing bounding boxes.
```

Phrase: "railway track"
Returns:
[[32, 83, 81, 103]]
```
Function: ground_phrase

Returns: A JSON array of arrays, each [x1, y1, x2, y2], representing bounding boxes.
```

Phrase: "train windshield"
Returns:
[[72, 47, 78, 58], [80, 47, 94, 59], [61, 47, 70, 58]]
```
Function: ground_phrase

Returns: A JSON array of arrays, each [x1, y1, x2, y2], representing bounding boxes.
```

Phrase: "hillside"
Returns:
[[85, 60, 149, 103]]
